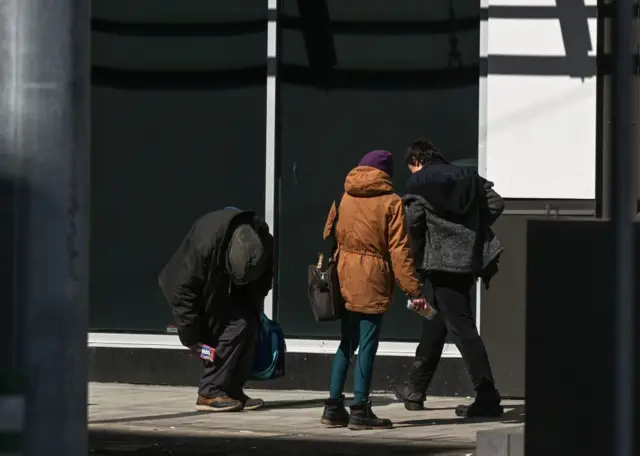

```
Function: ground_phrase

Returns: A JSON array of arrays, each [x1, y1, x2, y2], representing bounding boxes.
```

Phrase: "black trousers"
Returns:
[[198, 296, 260, 398], [407, 272, 496, 395]]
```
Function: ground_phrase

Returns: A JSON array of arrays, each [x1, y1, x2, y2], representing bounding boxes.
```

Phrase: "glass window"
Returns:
[[275, 0, 480, 340], [90, 1, 268, 332]]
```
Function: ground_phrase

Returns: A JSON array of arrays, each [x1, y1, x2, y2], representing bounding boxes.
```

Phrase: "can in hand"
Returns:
[[407, 298, 437, 320], [199, 344, 215, 361]]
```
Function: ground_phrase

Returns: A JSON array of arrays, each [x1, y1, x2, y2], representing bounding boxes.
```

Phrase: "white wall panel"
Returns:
[[491, 0, 596, 6], [484, 2, 597, 199], [486, 75, 596, 199], [492, 0, 558, 6], [488, 19, 596, 57]]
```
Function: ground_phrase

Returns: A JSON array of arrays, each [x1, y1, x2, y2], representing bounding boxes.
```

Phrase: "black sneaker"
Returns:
[[229, 391, 264, 411], [455, 389, 504, 418], [348, 402, 393, 431], [320, 395, 350, 427], [240, 395, 265, 411], [393, 384, 425, 411]]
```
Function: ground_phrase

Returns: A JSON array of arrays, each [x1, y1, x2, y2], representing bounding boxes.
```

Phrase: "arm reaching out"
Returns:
[[387, 197, 422, 299]]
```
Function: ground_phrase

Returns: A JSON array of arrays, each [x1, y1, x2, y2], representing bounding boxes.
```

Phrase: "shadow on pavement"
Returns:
[[262, 395, 398, 410], [91, 397, 401, 425], [89, 428, 475, 456], [397, 404, 525, 428]]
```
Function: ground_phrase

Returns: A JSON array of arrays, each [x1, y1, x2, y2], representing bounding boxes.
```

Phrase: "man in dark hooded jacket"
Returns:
[[393, 139, 505, 418], [159, 207, 274, 412]]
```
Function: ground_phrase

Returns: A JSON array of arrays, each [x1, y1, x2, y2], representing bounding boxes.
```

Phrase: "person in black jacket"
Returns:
[[159, 207, 274, 412], [393, 139, 505, 418]]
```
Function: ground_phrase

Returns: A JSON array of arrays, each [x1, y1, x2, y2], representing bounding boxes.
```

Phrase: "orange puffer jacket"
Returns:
[[323, 166, 422, 314]]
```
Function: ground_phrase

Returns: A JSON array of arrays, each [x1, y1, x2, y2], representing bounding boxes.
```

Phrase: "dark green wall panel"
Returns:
[[275, 0, 480, 340], [89, 1, 268, 331]]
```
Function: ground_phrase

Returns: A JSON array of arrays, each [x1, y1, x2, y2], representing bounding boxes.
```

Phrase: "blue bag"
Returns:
[[250, 312, 286, 380]]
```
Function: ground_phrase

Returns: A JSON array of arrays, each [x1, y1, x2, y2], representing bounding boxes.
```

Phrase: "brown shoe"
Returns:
[[195, 395, 243, 412]]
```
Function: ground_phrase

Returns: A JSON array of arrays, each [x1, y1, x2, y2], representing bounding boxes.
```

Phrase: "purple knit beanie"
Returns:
[[358, 150, 394, 178]]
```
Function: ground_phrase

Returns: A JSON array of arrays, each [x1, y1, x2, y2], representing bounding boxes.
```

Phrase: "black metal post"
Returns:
[[0, 0, 90, 455], [596, 0, 610, 218], [598, 2, 639, 217], [606, 1, 636, 456]]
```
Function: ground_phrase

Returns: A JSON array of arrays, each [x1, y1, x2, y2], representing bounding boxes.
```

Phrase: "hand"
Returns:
[[187, 343, 202, 357], [410, 297, 430, 311], [411, 297, 437, 320]]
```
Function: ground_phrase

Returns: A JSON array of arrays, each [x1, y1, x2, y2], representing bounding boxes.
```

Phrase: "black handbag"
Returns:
[[307, 194, 345, 322]]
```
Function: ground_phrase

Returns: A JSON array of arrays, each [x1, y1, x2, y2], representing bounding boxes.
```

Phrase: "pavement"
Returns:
[[88, 383, 525, 456]]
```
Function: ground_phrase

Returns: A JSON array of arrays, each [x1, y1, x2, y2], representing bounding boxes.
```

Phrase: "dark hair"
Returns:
[[404, 139, 442, 166]]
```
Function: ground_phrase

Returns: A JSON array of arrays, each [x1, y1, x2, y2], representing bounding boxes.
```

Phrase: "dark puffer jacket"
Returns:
[[403, 160, 504, 285]]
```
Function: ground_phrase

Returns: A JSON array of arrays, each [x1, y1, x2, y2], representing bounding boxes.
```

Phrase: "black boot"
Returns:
[[348, 402, 393, 430], [320, 396, 350, 427], [455, 388, 504, 418], [393, 384, 425, 411]]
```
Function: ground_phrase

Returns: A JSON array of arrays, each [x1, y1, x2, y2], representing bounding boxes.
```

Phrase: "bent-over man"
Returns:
[[159, 207, 274, 412]]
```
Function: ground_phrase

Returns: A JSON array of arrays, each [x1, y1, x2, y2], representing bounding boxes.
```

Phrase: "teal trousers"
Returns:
[[328, 311, 383, 404]]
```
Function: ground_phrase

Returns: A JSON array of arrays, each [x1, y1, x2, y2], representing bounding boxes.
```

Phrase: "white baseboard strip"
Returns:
[[88, 333, 462, 358]]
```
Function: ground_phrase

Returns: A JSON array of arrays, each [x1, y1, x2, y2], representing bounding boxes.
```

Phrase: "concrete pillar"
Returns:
[[0, 0, 90, 455]]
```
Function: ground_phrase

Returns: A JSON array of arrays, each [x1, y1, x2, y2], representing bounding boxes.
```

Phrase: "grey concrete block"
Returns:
[[508, 430, 524, 456], [476, 426, 524, 456]]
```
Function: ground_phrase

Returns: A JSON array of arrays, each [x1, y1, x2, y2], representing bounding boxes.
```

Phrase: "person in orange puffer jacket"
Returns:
[[319, 150, 430, 431]]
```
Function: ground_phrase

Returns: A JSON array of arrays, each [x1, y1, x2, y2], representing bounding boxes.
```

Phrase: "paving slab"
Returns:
[[88, 383, 525, 456], [476, 426, 524, 456]]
